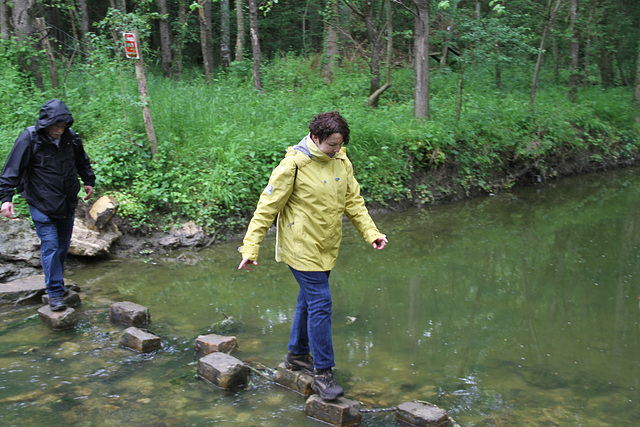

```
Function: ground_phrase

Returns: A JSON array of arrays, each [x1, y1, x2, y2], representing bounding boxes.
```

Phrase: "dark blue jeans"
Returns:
[[29, 205, 74, 298], [287, 267, 334, 370]]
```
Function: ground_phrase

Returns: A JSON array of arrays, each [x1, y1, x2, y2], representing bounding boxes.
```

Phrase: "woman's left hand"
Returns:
[[372, 235, 388, 250]]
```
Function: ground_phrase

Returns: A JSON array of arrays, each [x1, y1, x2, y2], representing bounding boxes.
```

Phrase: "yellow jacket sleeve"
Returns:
[[238, 156, 297, 261], [342, 157, 384, 244]]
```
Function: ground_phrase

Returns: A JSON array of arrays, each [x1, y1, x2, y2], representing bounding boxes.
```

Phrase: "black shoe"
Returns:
[[49, 296, 67, 312], [285, 352, 314, 374], [311, 368, 344, 401]]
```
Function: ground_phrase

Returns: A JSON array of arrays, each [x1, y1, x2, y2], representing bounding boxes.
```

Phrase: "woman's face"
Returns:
[[312, 133, 344, 157]]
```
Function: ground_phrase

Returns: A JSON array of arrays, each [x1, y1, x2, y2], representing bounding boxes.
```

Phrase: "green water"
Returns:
[[1, 168, 640, 426]]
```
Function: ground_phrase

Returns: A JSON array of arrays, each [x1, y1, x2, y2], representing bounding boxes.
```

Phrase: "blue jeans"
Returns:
[[287, 267, 334, 370], [29, 205, 74, 298]]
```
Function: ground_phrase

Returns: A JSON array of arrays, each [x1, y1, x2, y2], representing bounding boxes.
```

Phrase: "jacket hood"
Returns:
[[291, 134, 346, 161], [35, 99, 74, 132]]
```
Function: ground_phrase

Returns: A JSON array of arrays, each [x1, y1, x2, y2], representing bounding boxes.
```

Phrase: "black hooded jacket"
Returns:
[[0, 99, 96, 219]]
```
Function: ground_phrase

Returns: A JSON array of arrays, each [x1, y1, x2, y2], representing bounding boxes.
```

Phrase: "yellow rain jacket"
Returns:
[[239, 135, 384, 271]]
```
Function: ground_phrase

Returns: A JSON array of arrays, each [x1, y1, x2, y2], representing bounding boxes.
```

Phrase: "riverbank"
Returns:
[[104, 149, 640, 259]]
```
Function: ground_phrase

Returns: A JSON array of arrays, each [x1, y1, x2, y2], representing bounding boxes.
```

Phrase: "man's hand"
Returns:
[[83, 185, 94, 200], [1, 201, 15, 219]]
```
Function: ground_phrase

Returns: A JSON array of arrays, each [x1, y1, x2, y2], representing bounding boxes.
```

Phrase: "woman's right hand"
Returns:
[[238, 258, 258, 271]]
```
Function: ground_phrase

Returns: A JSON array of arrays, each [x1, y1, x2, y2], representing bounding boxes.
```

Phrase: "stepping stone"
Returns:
[[395, 401, 450, 426], [195, 334, 238, 358], [109, 301, 150, 326], [120, 327, 162, 353], [198, 352, 248, 389], [37, 305, 77, 330], [305, 394, 362, 426], [274, 363, 313, 396]]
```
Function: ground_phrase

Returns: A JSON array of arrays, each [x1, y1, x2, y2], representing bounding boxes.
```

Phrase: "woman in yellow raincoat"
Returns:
[[238, 112, 388, 400]]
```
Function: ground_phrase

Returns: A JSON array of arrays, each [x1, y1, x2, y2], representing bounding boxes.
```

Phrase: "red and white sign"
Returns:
[[123, 32, 139, 59]]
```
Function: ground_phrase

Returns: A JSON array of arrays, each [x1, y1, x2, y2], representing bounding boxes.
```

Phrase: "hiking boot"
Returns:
[[49, 295, 67, 312], [284, 352, 314, 374], [311, 368, 344, 401]]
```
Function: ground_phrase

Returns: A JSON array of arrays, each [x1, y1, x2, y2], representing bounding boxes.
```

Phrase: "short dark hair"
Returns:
[[309, 111, 350, 145]]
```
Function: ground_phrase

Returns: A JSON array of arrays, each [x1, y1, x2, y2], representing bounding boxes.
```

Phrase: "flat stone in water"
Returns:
[[109, 301, 150, 327], [305, 394, 362, 427], [120, 327, 162, 353], [395, 401, 450, 426], [37, 305, 78, 330], [198, 352, 248, 389], [274, 362, 313, 396]]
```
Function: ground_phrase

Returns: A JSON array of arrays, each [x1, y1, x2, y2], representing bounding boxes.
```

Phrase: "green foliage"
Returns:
[[0, 41, 637, 236]]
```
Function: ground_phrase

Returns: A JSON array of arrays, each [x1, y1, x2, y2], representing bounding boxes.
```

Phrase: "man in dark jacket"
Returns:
[[0, 99, 96, 311]]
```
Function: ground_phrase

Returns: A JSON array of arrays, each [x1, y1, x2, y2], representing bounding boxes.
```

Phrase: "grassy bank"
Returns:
[[1, 53, 638, 238]]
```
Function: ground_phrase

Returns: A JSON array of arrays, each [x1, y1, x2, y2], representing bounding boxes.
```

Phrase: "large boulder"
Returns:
[[0, 219, 41, 282], [69, 217, 122, 257]]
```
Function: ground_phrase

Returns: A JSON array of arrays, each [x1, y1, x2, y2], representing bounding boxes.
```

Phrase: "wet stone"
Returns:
[[274, 362, 313, 396], [42, 289, 82, 308], [198, 352, 248, 389], [37, 305, 77, 330], [120, 327, 161, 353], [305, 394, 362, 427], [395, 401, 450, 427], [109, 301, 150, 327], [194, 334, 238, 359]]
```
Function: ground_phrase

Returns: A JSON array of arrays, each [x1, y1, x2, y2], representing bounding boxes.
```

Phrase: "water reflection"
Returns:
[[2, 168, 640, 425]]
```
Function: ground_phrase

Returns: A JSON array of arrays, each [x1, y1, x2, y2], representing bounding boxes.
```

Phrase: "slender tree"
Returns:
[[12, 0, 43, 90], [198, 0, 214, 82], [322, 0, 341, 83], [221, 0, 231, 68], [343, 0, 385, 107], [157, 0, 173, 76], [77, 0, 90, 41], [235, 0, 245, 61], [530, 0, 563, 106], [174, 0, 187, 79], [635, 26, 640, 124], [248, 0, 263, 92], [568, 0, 579, 101], [1, 0, 10, 40], [412, 0, 430, 119]]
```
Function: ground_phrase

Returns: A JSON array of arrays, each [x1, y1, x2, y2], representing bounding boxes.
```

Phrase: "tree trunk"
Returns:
[[198, 0, 213, 83], [249, 0, 263, 92], [364, 1, 381, 105], [635, 29, 640, 124], [156, 0, 173, 74], [174, 0, 187, 79], [583, 3, 595, 88], [157, 0, 173, 77], [35, 17, 59, 91], [221, 0, 231, 68], [1, 0, 11, 40], [235, 0, 245, 61], [11, 0, 43, 90], [568, 0, 579, 102], [456, 66, 464, 122], [133, 30, 158, 158], [77, 0, 90, 41], [530, 0, 563, 106], [322, 0, 340, 83], [413, 0, 430, 120]]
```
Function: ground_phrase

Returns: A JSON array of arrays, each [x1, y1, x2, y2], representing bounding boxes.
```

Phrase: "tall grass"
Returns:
[[1, 50, 638, 233]]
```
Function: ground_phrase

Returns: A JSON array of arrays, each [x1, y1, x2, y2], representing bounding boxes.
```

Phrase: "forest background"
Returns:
[[1, 0, 639, 241]]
